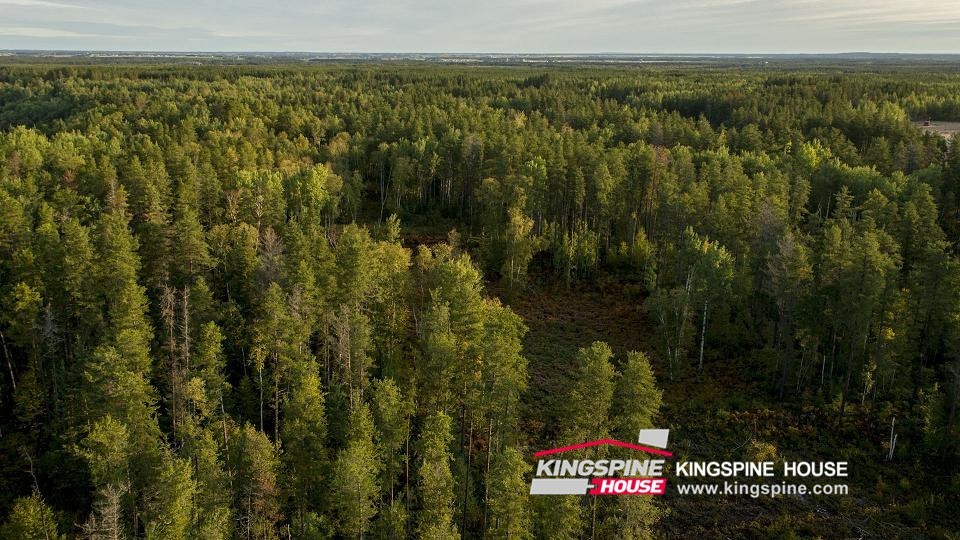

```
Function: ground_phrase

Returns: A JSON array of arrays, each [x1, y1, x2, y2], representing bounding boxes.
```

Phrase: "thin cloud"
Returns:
[[0, 26, 97, 37], [0, 0, 86, 8]]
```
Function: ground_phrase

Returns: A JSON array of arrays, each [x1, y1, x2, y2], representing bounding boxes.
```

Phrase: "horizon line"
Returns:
[[3, 49, 960, 56]]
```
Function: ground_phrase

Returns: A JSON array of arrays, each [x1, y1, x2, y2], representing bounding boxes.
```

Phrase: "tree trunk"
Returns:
[[838, 332, 857, 421], [181, 286, 191, 372], [482, 416, 494, 537], [221, 396, 229, 449], [0, 331, 15, 391], [698, 299, 708, 370], [274, 364, 280, 447], [590, 495, 597, 539], [405, 428, 411, 517], [779, 312, 793, 400], [162, 286, 178, 440]]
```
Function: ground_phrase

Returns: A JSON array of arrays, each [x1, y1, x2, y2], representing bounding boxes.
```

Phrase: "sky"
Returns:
[[0, 0, 958, 54]]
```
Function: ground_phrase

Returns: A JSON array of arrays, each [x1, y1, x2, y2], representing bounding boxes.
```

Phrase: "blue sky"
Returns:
[[0, 0, 958, 53]]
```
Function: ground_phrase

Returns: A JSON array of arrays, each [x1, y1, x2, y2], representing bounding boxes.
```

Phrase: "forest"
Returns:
[[0, 61, 958, 538]]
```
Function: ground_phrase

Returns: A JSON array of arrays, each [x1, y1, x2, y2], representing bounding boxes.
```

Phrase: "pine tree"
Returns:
[[334, 224, 378, 308], [82, 189, 169, 535], [533, 495, 581, 540], [485, 447, 531, 540], [331, 402, 380, 539], [282, 359, 329, 533], [208, 222, 260, 311], [187, 429, 233, 540], [58, 215, 101, 353], [479, 300, 528, 441], [562, 342, 615, 443], [230, 424, 281, 540], [501, 206, 535, 292], [250, 282, 295, 440], [646, 283, 694, 382], [143, 453, 196, 540], [0, 491, 62, 540], [370, 379, 412, 539], [94, 186, 143, 313], [331, 303, 373, 406], [764, 231, 812, 399], [420, 300, 457, 413], [371, 378, 412, 507], [79, 415, 131, 539], [190, 322, 229, 428], [818, 206, 900, 418], [604, 350, 664, 539], [614, 351, 663, 438], [416, 412, 459, 540], [170, 203, 212, 287], [678, 228, 734, 372]]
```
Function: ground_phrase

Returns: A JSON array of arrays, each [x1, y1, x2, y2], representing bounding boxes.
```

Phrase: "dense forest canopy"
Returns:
[[0, 61, 958, 538]]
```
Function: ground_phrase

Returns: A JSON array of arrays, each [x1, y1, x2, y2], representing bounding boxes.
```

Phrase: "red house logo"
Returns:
[[530, 430, 672, 496]]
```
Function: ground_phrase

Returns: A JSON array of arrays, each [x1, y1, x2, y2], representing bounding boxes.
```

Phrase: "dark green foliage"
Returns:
[[0, 61, 959, 538]]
